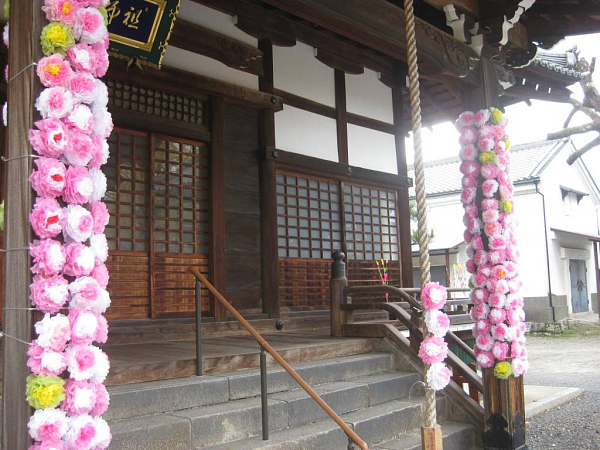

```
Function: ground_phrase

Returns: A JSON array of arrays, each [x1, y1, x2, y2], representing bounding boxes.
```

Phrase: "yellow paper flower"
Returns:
[[490, 107, 503, 125], [504, 137, 511, 150], [99, 7, 108, 26], [494, 361, 513, 380], [40, 22, 75, 56], [500, 200, 513, 214], [479, 151, 497, 164], [26, 374, 65, 409]]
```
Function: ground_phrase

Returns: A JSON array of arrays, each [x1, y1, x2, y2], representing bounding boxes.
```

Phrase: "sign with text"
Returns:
[[107, 0, 180, 68]]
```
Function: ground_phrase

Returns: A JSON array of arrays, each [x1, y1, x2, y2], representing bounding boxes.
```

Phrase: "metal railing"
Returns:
[[188, 267, 369, 450]]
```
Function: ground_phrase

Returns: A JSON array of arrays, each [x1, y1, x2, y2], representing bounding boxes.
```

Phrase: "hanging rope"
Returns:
[[403, 0, 437, 430]]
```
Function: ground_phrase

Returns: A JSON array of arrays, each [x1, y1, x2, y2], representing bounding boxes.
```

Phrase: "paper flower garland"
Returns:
[[456, 108, 528, 379], [9, 1, 113, 446], [418, 282, 452, 390]]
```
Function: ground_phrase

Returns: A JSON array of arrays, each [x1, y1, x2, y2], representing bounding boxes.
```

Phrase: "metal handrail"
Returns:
[[188, 267, 369, 450]]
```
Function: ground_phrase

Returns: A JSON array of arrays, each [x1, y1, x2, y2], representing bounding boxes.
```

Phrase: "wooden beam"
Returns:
[[316, 48, 364, 75], [210, 97, 227, 321], [262, 147, 413, 189], [3, 1, 44, 449], [503, 84, 573, 104], [258, 39, 280, 318], [170, 19, 263, 76], [422, 0, 478, 16], [393, 85, 414, 288], [235, 14, 297, 47], [334, 69, 349, 165], [258, 0, 479, 83], [107, 59, 283, 111]]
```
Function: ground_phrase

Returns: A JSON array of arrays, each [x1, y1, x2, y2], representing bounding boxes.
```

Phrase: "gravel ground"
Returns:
[[526, 322, 600, 450]]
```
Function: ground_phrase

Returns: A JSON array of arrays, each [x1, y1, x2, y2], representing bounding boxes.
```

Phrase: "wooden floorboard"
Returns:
[[103, 330, 374, 385]]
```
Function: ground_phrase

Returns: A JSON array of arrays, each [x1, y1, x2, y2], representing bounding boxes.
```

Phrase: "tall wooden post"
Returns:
[[258, 38, 280, 318], [594, 240, 600, 319], [330, 250, 349, 337], [3, 1, 44, 449], [463, 58, 527, 450]]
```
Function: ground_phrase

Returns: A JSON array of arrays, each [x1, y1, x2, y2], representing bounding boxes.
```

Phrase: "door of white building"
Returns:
[[569, 259, 589, 313]]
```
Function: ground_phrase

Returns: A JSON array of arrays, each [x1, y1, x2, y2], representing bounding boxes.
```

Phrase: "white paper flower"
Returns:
[[64, 204, 94, 243], [28, 408, 68, 441], [64, 414, 97, 450], [35, 313, 71, 352], [89, 168, 107, 203], [90, 233, 108, 264], [91, 417, 111, 449], [424, 310, 450, 338], [66, 345, 109, 382], [36, 87, 74, 119], [426, 362, 452, 391], [92, 104, 113, 138], [66, 103, 94, 133]]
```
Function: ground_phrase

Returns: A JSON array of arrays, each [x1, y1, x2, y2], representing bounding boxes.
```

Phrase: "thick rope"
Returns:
[[403, 0, 437, 430]]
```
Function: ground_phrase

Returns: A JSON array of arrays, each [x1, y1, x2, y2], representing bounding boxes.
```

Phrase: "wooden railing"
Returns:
[[188, 267, 369, 450], [329, 254, 485, 426]]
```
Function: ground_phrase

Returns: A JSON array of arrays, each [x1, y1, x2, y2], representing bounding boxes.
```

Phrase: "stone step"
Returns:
[[375, 421, 479, 450], [106, 352, 394, 421], [203, 398, 430, 450]]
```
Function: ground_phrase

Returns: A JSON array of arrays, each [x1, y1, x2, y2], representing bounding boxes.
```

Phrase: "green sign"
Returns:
[[106, 0, 181, 68]]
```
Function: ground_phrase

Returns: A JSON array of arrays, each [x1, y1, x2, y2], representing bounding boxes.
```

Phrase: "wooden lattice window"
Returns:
[[153, 136, 210, 254], [343, 184, 399, 261], [105, 130, 150, 252], [106, 79, 206, 126], [276, 173, 342, 259]]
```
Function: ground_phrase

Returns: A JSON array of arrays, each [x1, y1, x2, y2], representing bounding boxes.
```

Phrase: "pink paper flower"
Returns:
[[484, 222, 502, 238], [482, 179, 499, 198], [79, 0, 109, 6], [482, 209, 499, 224], [89, 135, 110, 168], [42, 0, 80, 25], [90, 263, 110, 289], [481, 198, 499, 211], [471, 236, 484, 251], [28, 118, 70, 158], [418, 337, 448, 365], [36, 87, 74, 119], [3, 23, 8, 48], [421, 282, 447, 310], [459, 144, 477, 161], [488, 249, 506, 265], [499, 183, 514, 200], [464, 204, 478, 221], [468, 217, 482, 234], [66, 345, 110, 383], [472, 289, 488, 305], [35, 313, 71, 352], [489, 236, 507, 250], [426, 362, 452, 391], [475, 319, 491, 335], [66, 43, 95, 73], [69, 72, 97, 104], [466, 258, 476, 274], [91, 42, 109, 78], [91, 104, 113, 137], [511, 340, 526, 359], [459, 161, 480, 177], [61, 379, 97, 416], [31, 239, 66, 276], [492, 265, 508, 280], [506, 294, 524, 309], [476, 350, 494, 368], [37, 54, 73, 87], [489, 293, 506, 308], [480, 163, 498, 180], [475, 333, 493, 352], [74, 7, 108, 44], [91, 383, 110, 417], [455, 111, 475, 129], [512, 358, 529, 377], [504, 261, 518, 278], [497, 170, 511, 186], [471, 303, 490, 321], [461, 187, 477, 205], [89, 168, 107, 202], [65, 103, 94, 134], [489, 307, 507, 325], [29, 157, 66, 198], [27, 343, 67, 376], [29, 440, 67, 450], [491, 342, 509, 361], [507, 307, 525, 326], [64, 243, 95, 277], [63, 204, 94, 243], [471, 272, 488, 288], [30, 274, 69, 314], [69, 309, 108, 345], [474, 109, 490, 127], [478, 137, 495, 152], [30, 197, 65, 239], [462, 175, 477, 188], [491, 323, 509, 341], [63, 166, 94, 205], [424, 310, 450, 338], [69, 277, 110, 314], [64, 132, 94, 167], [474, 250, 487, 266], [459, 127, 478, 145], [63, 414, 97, 450], [90, 202, 109, 234]]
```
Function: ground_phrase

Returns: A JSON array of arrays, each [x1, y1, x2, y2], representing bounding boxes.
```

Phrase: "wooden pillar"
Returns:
[[210, 96, 227, 321], [445, 249, 451, 286], [330, 250, 350, 337], [334, 69, 349, 165], [463, 57, 527, 450], [3, 1, 44, 449], [392, 84, 414, 288], [258, 39, 280, 318]]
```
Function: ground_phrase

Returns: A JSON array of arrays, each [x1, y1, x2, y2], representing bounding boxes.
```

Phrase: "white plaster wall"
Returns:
[[275, 106, 338, 161], [179, 0, 258, 46], [273, 43, 336, 107], [346, 69, 394, 123], [347, 125, 397, 174]]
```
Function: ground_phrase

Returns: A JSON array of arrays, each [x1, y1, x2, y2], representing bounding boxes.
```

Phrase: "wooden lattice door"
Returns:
[[104, 129, 211, 319]]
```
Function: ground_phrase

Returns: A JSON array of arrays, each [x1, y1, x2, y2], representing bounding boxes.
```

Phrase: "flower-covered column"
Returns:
[[457, 108, 528, 450]]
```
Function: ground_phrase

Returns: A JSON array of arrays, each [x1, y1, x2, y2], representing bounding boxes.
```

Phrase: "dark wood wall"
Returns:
[[223, 103, 263, 313]]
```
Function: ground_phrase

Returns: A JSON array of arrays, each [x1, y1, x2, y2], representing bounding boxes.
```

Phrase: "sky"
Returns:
[[405, 33, 600, 183]]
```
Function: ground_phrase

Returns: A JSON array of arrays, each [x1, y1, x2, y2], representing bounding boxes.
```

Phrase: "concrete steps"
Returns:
[[107, 351, 479, 450]]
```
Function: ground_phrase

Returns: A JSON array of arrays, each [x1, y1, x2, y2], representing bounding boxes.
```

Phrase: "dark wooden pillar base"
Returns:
[[483, 368, 527, 450]]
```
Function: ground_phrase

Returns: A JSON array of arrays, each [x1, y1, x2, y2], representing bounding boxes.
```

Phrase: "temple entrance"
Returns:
[[105, 129, 212, 319]]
